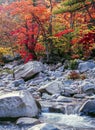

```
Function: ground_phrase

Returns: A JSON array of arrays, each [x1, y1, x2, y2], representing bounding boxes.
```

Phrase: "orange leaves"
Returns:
[[7, 0, 50, 21], [35, 43, 45, 52], [4, 0, 50, 62], [25, 14, 32, 20], [71, 38, 79, 44]]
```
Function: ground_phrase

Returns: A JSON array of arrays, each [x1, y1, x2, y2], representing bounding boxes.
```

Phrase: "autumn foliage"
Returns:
[[0, 0, 95, 63], [4, 0, 50, 62]]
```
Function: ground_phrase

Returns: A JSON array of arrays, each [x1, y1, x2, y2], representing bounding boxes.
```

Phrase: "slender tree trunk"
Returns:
[[48, 0, 53, 61]]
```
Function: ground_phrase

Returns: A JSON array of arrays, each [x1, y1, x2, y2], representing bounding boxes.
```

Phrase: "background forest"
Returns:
[[0, 0, 95, 64]]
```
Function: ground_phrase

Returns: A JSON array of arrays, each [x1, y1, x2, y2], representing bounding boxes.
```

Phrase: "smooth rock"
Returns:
[[79, 100, 95, 116], [73, 94, 86, 98], [16, 117, 40, 125], [56, 96, 72, 102], [38, 81, 64, 95], [81, 81, 95, 95], [0, 90, 39, 118], [28, 123, 59, 130]]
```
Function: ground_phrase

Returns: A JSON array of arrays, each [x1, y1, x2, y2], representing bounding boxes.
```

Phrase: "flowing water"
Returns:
[[39, 112, 95, 130]]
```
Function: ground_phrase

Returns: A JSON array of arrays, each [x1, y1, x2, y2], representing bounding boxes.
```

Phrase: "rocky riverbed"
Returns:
[[0, 60, 95, 129]]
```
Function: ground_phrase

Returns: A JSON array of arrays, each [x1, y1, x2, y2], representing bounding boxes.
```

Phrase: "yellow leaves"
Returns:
[[0, 47, 12, 55]]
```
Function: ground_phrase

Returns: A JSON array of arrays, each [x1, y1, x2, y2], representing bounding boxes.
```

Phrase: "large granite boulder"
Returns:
[[0, 90, 39, 118], [79, 100, 95, 116], [38, 81, 64, 95], [15, 61, 44, 80], [78, 60, 95, 73]]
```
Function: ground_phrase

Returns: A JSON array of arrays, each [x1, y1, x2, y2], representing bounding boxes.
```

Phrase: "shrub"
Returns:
[[0, 47, 12, 63], [64, 59, 78, 70], [69, 59, 78, 70], [68, 71, 86, 80]]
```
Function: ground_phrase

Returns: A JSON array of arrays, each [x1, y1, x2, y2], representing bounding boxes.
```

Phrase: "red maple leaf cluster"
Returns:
[[54, 29, 73, 37]]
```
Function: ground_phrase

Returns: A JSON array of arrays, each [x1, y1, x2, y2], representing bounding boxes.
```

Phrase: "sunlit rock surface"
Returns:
[[15, 61, 44, 80], [28, 123, 59, 130], [38, 81, 64, 95], [0, 90, 39, 118]]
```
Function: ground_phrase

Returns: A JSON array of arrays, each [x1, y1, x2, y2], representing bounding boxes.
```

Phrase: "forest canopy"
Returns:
[[0, 0, 95, 63]]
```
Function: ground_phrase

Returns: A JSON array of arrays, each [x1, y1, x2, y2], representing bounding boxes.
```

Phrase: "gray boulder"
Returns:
[[78, 61, 95, 73], [38, 81, 64, 95], [0, 90, 39, 118], [79, 100, 95, 116], [15, 61, 44, 80], [81, 81, 95, 95]]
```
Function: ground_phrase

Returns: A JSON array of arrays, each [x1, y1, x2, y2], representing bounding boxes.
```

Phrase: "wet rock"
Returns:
[[78, 60, 95, 73], [49, 105, 65, 113], [81, 81, 95, 95], [56, 96, 73, 103], [28, 123, 59, 130], [16, 117, 40, 125], [66, 104, 77, 114], [79, 100, 95, 116], [15, 61, 44, 80], [73, 94, 86, 98], [38, 81, 64, 95], [0, 90, 39, 118], [0, 124, 20, 130]]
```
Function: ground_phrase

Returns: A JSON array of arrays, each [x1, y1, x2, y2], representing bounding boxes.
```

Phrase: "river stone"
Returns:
[[0, 90, 39, 118], [81, 81, 95, 95], [0, 124, 20, 130], [61, 87, 77, 97], [7, 79, 25, 88], [73, 94, 86, 98], [79, 100, 95, 116], [49, 105, 65, 113], [56, 96, 72, 102], [78, 61, 95, 73], [15, 61, 44, 80], [38, 81, 64, 95], [28, 123, 59, 130], [16, 117, 40, 125]]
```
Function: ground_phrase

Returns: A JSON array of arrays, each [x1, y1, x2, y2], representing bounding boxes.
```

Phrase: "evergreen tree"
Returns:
[[54, 0, 95, 26]]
